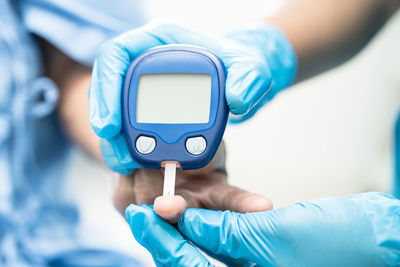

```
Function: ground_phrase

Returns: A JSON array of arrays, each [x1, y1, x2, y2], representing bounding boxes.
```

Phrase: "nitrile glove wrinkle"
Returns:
[[89, 21, 297, 173], [178, 192, 400, 267]]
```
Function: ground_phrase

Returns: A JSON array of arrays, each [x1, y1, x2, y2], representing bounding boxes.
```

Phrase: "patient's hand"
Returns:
[[113, 143, 273, 223]]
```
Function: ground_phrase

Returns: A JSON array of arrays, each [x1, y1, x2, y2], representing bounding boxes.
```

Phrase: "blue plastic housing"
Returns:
[[122, 45, 228, 170]]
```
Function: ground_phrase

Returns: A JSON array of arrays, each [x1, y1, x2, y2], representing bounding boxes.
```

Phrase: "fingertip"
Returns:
[[205, 184, 273, 214], [225, 60, 272, 116], [228, 106, 259, 124], [225, 87, 251, 116], [237, 193, 273, 213], [154, 195, 187, 223]]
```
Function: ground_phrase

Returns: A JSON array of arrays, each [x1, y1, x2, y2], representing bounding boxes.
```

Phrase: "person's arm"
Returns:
[[56, 1, 399, 162], [267, 0, 400, 80], [40, 40, 102, 162]]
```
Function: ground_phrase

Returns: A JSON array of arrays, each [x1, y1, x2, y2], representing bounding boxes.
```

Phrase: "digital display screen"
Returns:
[[136, 73, 211, 124]]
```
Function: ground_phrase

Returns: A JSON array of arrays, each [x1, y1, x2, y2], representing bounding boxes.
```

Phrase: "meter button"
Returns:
[[186, 137, 206, 155], [136, 136, 156, 154]]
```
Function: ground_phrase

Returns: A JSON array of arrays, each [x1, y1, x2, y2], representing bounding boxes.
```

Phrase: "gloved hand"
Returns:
[[89, 20, 297, 173], [126, 192, 400, 267]]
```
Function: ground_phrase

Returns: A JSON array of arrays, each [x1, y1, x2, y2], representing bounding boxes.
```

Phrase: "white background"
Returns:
[[65, 1, 400, 266]]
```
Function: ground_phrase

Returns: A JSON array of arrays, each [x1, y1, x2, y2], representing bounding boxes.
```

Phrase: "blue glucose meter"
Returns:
[[122, 45, 228, 170]]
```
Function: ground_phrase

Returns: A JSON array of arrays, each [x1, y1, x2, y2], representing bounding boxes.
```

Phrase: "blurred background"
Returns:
[[64, 1, 400, 265]]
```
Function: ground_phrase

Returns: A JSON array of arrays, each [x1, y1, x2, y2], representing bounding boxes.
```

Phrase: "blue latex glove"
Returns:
[[89, 21, 297, 174], [126, 192, 400, 266]]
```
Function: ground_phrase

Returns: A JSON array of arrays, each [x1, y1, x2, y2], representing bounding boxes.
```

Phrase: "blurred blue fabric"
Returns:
[[0, 0, 145, 265]]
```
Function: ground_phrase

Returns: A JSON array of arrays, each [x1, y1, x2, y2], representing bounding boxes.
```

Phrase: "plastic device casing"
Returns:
[[122, 45, 228, 170]]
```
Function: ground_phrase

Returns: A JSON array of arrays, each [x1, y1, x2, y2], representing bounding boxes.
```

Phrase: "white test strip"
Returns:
[[163, 163, 176, 196]]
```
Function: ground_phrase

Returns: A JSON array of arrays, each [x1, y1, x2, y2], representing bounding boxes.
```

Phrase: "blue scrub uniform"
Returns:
[[0, 0, 146, 265]]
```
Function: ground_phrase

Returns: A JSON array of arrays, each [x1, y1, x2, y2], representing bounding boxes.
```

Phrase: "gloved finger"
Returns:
[[147, 21, 274, 117], [228, 91, 273, 123], [89, 27, 164, 139], [178, 208, 265, 264], [100, 139, 133, 175], [228, 80, 280, 123], [229, 110, 259, 124], [224, 24, 297, 120], [202, 183, 273, 213], [125, 204, 211, 266], [222, 49, 273, 116], [108, 133, 141, 169]]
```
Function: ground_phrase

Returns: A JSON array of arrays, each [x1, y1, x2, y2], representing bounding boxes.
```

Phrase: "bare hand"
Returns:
[[113, 143, 272, 223]]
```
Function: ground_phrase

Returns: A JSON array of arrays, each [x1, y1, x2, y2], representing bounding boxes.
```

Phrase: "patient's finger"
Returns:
[[133, 169, 163, 204], [154, 185, 272, 223], [125, 204, 210, 266], [112, 175, 136, 214], [154, 188, 202, 223], [154, 195, 187, 223], [113, 169, 163, 214], [202, 183, 273, 212]]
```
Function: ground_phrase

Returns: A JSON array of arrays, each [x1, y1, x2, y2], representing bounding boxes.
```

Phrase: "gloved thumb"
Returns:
[[177, 208, 270, 265], [221, 45, 273, 116]]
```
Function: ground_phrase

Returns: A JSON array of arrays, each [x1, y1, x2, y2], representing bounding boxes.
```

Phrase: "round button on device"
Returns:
[[186, 136, 207, 155], [136, 136, 156, 154]]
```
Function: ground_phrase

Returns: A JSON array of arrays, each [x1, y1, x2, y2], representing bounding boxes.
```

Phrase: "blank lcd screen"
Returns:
[[136, 73, 211, 124]]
